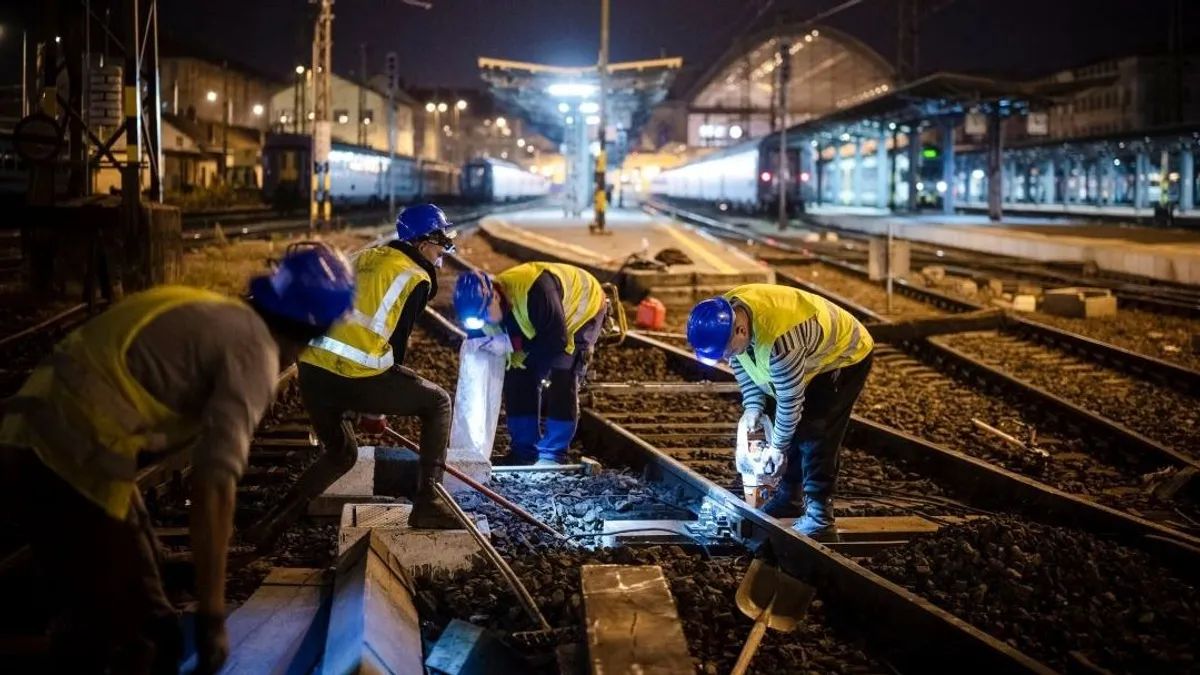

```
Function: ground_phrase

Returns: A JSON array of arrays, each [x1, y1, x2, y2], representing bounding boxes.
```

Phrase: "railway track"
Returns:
[[433, 241, 1200, 673]]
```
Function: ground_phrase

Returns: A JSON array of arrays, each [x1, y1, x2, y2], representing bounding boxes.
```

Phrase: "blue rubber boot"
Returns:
[[505, 416, 540, 465], [535, 418, 576, 464], [792, 496, 838, 541]]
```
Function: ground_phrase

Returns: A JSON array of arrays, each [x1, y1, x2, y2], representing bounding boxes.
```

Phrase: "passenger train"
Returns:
[[650, 135, 802, 215], [262, 133, 460, 212], [460, 157, 552, 203], [651, 134, 954, 214]]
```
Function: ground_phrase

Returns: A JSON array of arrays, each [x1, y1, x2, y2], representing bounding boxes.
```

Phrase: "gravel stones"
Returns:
[[782, 263, 945, 321], [866, 517, 1200, 673], [936, 331, 1200, 457]]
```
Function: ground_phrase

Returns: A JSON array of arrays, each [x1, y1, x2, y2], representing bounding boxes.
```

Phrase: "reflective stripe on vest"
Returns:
[[494, 262, 605, 356], [300, 248, 429, 378], [727, 283, 873, 396], [0, 286, 240, 519]]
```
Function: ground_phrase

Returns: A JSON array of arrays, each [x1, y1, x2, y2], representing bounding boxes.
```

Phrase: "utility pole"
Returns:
[[311, 0, 333, 227], [358, 42, 368, 145], [385, 51, 398, 220], [222, 61, 230, 184], [589, 0, 610, 235], [777, 38, 790, 231]]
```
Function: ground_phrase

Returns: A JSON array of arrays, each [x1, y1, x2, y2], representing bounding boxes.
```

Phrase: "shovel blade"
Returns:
[[734, 559, 817, 632]]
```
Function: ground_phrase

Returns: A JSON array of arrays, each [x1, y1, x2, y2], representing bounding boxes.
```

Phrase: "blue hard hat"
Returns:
[[453, 270, 494, 331], [687, 297, 735, 364], [396, 203, 455, 250], [249, 244, 355, 331]]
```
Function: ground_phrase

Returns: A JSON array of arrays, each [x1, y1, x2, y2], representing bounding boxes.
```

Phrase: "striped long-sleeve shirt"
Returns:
[[732, 317, 825, 451]]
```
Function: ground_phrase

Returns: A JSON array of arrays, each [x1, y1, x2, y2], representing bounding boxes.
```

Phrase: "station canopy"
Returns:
[[479, 56, 681, 167]]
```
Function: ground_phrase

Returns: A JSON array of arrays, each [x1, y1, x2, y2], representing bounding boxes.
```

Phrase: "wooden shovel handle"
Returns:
[[730, 599, 774, 675]]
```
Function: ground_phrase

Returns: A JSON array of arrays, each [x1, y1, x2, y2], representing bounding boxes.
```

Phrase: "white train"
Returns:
[[262, 133, 458, 211], [460, 157, 550, 203], [651, 135, 802, 215]]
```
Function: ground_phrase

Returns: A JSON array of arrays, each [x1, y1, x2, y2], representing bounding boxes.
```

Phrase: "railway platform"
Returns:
[[798, 206, 1200, 285], [478, 207, 772, 303]]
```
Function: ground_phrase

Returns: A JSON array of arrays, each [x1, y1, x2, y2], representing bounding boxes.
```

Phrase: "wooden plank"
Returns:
[[320, 531, 424, 674], [219, 568, 332, 675], [776, 515, 941, 542], [580, 565, 693, 675]]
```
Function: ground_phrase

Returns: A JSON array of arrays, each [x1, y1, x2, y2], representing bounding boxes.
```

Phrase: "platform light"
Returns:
[[279, 114, 289, 124], [971, 169, 985, 180], [1113, 158, 1121, 166], [501, 151, 508, 159], [296, 65, 306, 74], [888, 122, 897, 130], [307, 111, 315, 120], [840, 133, 850, 142], [496, 117, 507, 127], [936, 180, 948, 193], [437, 102, 448, 113], [579, 101, 600, 115], [517, 138, 526, 147], [55, 36, 61, 43], [363, 117, 372, 125], [916, 182, 925, 191], [252, 104, 264, 116], [565, 116, 574, 125], [547, 82, 596, 97], [730, 125, 743, 139], [526, 145, 534, 154], [206, 91, 217, 102], [558, 102, 570, 113], [338, 113, 349, 124], [456, 100, 468, 111], [585, 115, 601, 125]]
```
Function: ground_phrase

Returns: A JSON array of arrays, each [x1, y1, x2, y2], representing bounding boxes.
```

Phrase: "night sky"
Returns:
[[0, 0, 1188, 91]]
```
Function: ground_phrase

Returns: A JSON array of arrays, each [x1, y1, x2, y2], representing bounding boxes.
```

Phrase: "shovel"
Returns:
[[730, 558, 817, 675]]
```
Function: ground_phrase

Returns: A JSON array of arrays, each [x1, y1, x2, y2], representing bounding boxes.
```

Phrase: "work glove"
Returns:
[[194, 612, 229, 675], [736, 412, 782, 486], [506, 351, 528, 370], [739, 409, 763, 435], [357, 414, 388, 435]]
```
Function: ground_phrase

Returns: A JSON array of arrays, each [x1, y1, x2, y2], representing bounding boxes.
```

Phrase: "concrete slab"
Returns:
[[320, 532, 424, 675], [580, 565, 693, 675], [337, 503, 485, 575], [424, 619, 529, 675], [802, 211, 1200, 285], [220, 568, 331, 675], [481, 208, 772, 302], [445, 447, 492, 494]]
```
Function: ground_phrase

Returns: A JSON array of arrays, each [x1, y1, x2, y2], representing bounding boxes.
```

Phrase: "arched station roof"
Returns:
[[688, 23, 895, 122]]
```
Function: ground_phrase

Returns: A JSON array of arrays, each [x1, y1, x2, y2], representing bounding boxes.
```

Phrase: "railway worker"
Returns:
[[0, 244, 355, 675], [247, 204, 462, 545], [687, 283, 874, 539], [453, 262, 607, 466]]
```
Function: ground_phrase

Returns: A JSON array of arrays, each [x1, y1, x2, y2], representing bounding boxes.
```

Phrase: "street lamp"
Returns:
[[517, 138, 526, 148], [425, 102, 436, 112], [296, 65, 305, 74], [456, 100, 467, 111], [437, 102, 448, 113], [496, 117, 507, 128], [206, 91, 217, 102], [252, 103, 264, 116]]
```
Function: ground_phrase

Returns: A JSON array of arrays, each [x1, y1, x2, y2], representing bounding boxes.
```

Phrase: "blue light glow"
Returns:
[[464, 317, 485, 330], [698, 355, 720, 366]]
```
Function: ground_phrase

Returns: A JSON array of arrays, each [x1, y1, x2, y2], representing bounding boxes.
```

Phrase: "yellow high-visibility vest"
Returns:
[[492, 262, 605, 357], [300, 247, 430, 378], [726, 283, 873, 397], [0, 287, 244, 519]]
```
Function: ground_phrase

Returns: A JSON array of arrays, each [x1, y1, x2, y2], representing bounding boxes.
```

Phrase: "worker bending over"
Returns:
[[687, 284, 874, 539], [453, 262, 607, 465], [249, 205, 462, 544], [0, 245, 355, 674]]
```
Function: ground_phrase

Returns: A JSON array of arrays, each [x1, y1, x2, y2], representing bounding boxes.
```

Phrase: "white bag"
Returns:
[[448, 335, 509, 462]]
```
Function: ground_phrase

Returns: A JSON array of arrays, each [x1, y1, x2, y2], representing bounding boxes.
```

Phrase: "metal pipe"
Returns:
[[584, 381, 741, 394], [776, 39, 789, 232], [591, 0, 609, 233], [432, 483, 551, 631]]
